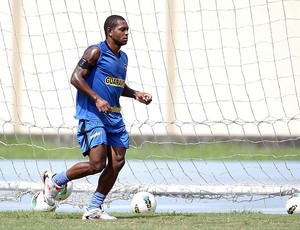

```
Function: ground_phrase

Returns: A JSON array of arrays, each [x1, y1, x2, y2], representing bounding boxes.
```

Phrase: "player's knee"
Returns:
[[89, 161, 106, 175], [114, 157, 125, 172]]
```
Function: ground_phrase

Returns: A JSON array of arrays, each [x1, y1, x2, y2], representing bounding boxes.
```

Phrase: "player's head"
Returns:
[[104, 15, 129, 46], [104, 15, 126, 37]]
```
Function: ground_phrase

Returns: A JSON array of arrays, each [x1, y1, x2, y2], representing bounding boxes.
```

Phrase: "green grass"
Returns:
[[1, 135, 299, 160], [0, 211, 300, 230]]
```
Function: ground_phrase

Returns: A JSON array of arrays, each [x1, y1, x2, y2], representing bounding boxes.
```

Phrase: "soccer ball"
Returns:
[[130, 191, 157, 213], [55, 181, 73, 201], [31, 191, 56, 212], [286, 193, 300, 214]]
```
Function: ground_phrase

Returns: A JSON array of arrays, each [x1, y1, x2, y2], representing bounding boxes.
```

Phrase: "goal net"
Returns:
[[1, 0, 300, 208]]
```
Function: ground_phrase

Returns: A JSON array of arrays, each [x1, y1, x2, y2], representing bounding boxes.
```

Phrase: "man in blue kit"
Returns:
[[42, 15, 152, 220]]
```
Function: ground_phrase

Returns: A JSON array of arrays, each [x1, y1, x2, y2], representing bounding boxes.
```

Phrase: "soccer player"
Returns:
[[42, 15, 152, 220]]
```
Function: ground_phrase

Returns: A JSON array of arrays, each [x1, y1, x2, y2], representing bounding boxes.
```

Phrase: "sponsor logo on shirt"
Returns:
[[105, 76, 125, 88]]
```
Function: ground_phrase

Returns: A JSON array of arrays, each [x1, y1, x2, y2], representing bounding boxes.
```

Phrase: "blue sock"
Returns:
[[88, 192, 106, 210], [52, 171, 69, 187]]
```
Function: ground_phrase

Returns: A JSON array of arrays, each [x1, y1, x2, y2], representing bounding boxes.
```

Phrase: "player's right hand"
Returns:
[[95, 98, 112, 113]]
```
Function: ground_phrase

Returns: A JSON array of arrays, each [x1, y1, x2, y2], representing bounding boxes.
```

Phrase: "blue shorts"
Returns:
[[77, 119, 129, 156]]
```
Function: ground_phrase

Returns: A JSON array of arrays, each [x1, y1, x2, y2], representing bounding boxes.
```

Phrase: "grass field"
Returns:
[[1, 211, 300, 230]]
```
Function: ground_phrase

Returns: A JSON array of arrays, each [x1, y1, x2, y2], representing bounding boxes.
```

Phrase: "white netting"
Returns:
[[0, 0, 300, 207]]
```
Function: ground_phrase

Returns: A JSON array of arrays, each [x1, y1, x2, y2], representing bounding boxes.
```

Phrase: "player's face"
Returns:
[[111, 20, 129, 46]]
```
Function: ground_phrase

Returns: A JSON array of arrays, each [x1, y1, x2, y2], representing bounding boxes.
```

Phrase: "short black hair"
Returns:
[[104, 15, 126, 37]]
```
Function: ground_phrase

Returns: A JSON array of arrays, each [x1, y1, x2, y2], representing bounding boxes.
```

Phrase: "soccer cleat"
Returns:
[[82, 206, 117, 220], [41, 171, 64, 206]]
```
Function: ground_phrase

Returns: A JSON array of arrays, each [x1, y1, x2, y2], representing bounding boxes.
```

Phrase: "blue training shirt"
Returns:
[[74, 41, 128, 132]]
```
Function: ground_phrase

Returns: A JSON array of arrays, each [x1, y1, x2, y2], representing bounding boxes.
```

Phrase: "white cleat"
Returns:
[[41, 171, 64, 206], [82, 206, 117, 220]]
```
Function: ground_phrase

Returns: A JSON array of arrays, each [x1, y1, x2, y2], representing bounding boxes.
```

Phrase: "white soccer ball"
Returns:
[[31, 191, 56, 212], [286, 193, 300, 214], [131, 191, 157, 213], [55, 181, 73, 201]]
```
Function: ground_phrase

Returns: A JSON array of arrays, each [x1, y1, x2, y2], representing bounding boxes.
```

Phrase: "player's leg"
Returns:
[[42, 144, 107, 202], [97, 145, 126, 195], [82, 129, 129, 220], [66, 144, 107, 180], [82, 146, 126, 220], [42, 120, 107, 205], [94, 128, 129, 200]]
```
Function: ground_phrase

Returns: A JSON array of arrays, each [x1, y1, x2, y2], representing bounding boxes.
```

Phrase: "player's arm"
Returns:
[[70, 46, 112, 113], [122, 84, 152, 105]]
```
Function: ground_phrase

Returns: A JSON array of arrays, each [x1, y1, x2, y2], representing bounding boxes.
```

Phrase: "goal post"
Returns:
[[1, 0, 300, 208]]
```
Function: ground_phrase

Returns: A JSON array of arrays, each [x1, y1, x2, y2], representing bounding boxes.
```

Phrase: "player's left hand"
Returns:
[[135, 92, 152, 105]]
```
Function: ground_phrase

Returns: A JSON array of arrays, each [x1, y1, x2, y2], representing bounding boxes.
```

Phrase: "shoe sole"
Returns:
[[82, 216, 116, 221], [41, 170, 60, 196], [41, 171, 48, 193], [41, 171, 56, 206], [41, 170, 47, 183], [82, 209, 116, 220]]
